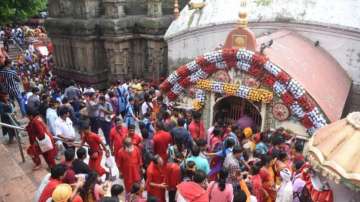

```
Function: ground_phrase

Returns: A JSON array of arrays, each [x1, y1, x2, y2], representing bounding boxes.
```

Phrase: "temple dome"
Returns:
[[165, 0, 360, 39]]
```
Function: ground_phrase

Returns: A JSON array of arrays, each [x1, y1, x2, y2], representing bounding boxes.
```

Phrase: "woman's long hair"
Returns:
[[80, 171, 98, 200], [217, 167, 229, 191]]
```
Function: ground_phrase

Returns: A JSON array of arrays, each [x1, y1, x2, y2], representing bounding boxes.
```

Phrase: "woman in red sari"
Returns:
[[26, 109, 57, 170], [259, 155, 276, 202], [146, 155, 167, 202], [250, 162, 267, 202]]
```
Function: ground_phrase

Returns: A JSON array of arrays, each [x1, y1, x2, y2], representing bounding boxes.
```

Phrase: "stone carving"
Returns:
[[46, 0, 175, 87]]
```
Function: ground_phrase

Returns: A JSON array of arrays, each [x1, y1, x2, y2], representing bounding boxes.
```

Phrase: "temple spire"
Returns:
[[238, 0, 248, 28]]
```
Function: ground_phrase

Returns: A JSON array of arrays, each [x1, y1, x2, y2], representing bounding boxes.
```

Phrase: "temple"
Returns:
[[46, 0, 187, 87], [161, 0, 359, 138]]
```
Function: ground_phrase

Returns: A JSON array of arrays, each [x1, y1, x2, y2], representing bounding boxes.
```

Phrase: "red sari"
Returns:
[[116, 147, 142, 192], [259, 167, 276, 202], [251, 174, 265, 202], [26, 116, 57, 168], [83, 132, 106, 176], [188, 120, 205, 141], [146, 162, 166, 202]]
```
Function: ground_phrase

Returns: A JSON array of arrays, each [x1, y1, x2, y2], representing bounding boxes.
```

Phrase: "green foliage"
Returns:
[[0, 0, 47, 25]]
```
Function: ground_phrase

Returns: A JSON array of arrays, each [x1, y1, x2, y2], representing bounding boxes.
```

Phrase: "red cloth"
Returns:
[[72, 195, 83, 202], [127, 133, 143, 147], [38, 179, 61, 202], [165, 162, 181, 190], [302, 165, 334, 202], [109, 126, 128, 154], [116, 147, 142, 192], [188, 120, 205, 141], [26, 116, 57, 168], [146, 162, 166, 202], [83, 132, 106, 176], [251, 174, 265, 202], [83, 132, 102, 152], [177, 181, 208, 202], [209, 135, 222, 151], [153, 130, 172, 162]]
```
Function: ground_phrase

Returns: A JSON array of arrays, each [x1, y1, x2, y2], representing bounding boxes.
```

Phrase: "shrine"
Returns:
[[160, 0, 352, 138]]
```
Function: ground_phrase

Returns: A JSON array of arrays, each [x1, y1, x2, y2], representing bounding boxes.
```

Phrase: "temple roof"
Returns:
[[307, 112, 360, 190], [165, 0, 360, 39], [257, 30, 351, 122]]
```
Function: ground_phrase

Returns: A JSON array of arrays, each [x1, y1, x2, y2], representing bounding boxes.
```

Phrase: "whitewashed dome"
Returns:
[[165, 0, 360, 39]]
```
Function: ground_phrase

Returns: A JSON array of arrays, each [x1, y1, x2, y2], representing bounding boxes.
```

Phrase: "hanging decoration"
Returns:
[[194, 79, 273, 103], [160, 48, 328, 134]]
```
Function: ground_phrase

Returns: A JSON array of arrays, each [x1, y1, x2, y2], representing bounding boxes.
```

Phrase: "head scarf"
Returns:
[[52, 184, 72, 202], [243, 127, 253, 139]]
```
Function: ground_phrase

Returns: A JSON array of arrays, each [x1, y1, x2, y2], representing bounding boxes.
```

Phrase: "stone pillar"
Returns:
[[103, 0, 126, 18], [147, 0, 162, 17], [104, 40, 130, 81], [146, 40, 167, 81], [260, 102, 267, 131]]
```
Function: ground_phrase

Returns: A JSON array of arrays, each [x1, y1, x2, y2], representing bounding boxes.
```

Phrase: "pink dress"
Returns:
[[207, 181, 234, 202]]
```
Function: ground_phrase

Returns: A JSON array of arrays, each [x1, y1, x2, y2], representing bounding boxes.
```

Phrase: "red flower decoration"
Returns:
[[179, 77, 191, 88], [176, 65, 190, 78], [196, 56, 210, 68], [262, 73, 276, 87], [281, 92, 295, 106], [167, 91, 178, 101], [202, 64, 217, 74], [298, 94, 315, 112], [300, 115, 313, 128], [249, 53, 267, 78], [160, 80, 171, 92], [251, 53, 268, 67], [222, 48, 237, 69], [248, 66, 263, 78], [277, 71, 290, 84]]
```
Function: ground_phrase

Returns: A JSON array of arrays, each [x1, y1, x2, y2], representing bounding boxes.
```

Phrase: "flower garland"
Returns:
[[160, 48, 328, 134], [193, 89, 206, 111], [194, 79, 273, 103]]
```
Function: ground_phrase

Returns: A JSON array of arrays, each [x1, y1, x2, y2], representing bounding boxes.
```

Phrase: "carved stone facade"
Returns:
[[46, 0, 185, 87]]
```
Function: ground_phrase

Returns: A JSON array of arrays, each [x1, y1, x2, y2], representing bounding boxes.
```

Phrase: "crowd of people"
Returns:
[[0, 25, 321, 202]]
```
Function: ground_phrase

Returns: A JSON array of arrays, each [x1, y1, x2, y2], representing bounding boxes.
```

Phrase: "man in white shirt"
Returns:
[[54, 106, 76, 149], [46, 99, 60, 136], [141, 94, 153, 117]]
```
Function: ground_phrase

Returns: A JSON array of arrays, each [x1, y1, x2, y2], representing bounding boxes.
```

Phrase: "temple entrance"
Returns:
[[213, 96, 262, 132]]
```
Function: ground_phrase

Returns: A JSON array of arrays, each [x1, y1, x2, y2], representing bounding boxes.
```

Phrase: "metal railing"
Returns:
[[0, 114, 26, 162]]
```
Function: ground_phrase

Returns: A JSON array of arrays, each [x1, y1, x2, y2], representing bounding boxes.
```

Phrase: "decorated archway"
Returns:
[[160, 48, 328, 135]]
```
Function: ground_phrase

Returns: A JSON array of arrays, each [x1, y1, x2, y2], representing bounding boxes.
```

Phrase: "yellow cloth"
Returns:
[[52, 184, 73, 202], [239, 179, 251, 202], [243, 127, 253, 138]]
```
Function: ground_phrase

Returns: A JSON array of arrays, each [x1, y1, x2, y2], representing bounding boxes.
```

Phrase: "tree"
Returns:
[[0, 0, 47, 25]]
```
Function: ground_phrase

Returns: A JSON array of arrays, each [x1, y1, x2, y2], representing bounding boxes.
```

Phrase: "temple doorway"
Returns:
[[213, 96, 262, 132]]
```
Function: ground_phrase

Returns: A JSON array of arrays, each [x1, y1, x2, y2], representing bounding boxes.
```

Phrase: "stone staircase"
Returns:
[[7, 43, 23, 60], [0, 144, 37, 202]]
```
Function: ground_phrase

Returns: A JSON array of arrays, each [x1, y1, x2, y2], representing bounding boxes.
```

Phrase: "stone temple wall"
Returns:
[[46, 0, 186, 88]]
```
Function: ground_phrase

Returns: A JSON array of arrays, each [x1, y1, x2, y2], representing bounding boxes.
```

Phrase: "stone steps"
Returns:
[[0, 144, 38, 202]]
